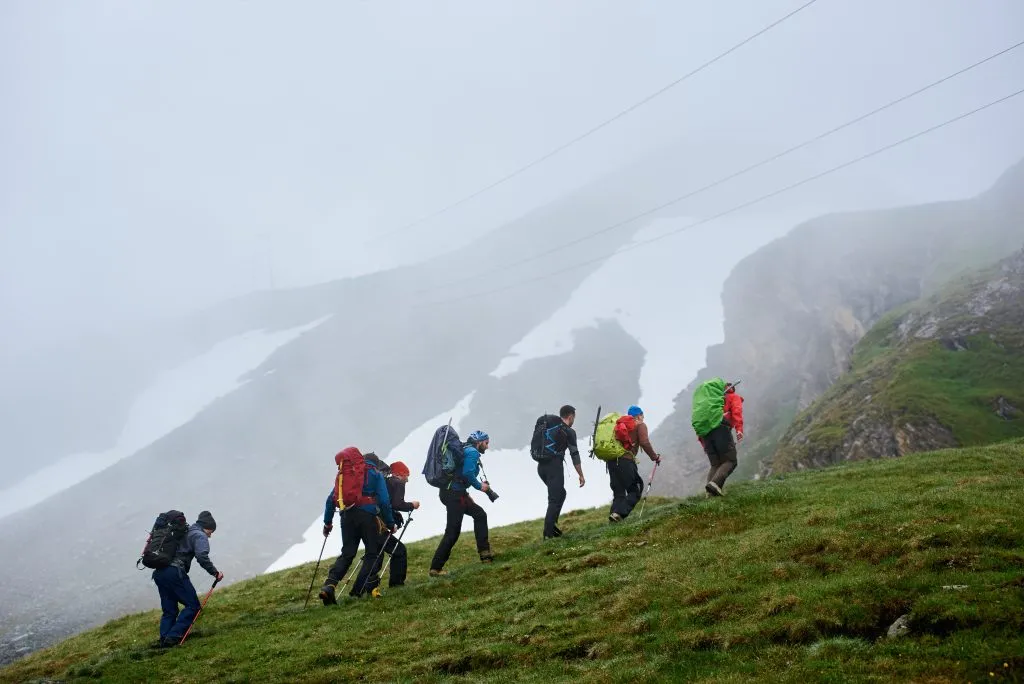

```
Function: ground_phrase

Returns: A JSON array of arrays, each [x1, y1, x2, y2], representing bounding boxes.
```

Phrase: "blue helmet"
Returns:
[[467, 430, 489, 445], [627, 405, 644, 417]]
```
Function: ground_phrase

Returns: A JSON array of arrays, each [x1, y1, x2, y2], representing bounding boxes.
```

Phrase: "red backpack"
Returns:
[[332, 447, 377, 509], [613, 415, 637, 452]]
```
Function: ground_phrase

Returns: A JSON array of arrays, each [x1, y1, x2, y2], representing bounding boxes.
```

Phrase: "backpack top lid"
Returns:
[[691, 377, 727, 437]]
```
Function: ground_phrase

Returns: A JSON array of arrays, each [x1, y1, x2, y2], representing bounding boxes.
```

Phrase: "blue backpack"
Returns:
[[422, 424, 466, 488]]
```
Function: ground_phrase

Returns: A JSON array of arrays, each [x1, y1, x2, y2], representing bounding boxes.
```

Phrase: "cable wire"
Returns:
[[421, 86, 1024, 307], [368, 0, 822, 243], [417, 39, 1024, 295]]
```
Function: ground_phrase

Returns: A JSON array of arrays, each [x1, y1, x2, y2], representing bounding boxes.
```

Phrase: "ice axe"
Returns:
[[180, 576, 220, 645]]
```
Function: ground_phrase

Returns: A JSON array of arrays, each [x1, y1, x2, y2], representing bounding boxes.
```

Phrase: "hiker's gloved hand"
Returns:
[[215, 572, 225, 582], [322, 523, 333, 538]]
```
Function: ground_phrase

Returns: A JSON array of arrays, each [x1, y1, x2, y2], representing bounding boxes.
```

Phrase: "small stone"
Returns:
[[887, 614, 911, 639], [942, 585, 969, 590]]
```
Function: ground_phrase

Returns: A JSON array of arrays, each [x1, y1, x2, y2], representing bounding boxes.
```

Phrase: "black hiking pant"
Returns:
[[430, 488, 489, 571], [537, 458, 566, 537], [325, 508, 384, 595], [703, 423, 738, 488], [379, 532, 407, 587], [608, 457, 644, 519]]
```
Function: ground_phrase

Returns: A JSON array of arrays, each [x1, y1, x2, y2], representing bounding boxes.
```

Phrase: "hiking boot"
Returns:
[[479, 549, 495, 563], [429, 569, 448, 578], [553, 525, 563, 537], [158, 637, 180, 649], [319, 583, 337, 606], [705, 481, 723, 497], [609, 512, 623, 523]]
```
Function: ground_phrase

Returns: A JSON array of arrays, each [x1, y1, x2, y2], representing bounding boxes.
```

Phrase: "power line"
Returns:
[[421, 86, 1024, 307], [417, 39, 1024, 295], [368, 0, 822, 244]]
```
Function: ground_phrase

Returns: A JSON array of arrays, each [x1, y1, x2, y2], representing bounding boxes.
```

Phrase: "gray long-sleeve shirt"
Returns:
[[171, 524, 219, 576]]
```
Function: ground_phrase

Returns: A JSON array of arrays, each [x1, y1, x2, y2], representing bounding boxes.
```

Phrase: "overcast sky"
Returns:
[[2, 0, 1023, 350]]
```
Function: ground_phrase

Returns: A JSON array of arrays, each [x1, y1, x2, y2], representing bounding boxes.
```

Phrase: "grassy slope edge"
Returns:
[[4, 442, 1024, 684]]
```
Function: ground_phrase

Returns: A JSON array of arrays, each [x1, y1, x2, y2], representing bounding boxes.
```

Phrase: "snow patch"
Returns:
[[0, 316, 331, 520], [490, 216, 784, 432]]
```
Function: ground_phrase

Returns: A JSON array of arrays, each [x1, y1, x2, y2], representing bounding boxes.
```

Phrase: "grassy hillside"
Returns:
[[4, 442, 1024, 683], [770, 250, 1024, 474]]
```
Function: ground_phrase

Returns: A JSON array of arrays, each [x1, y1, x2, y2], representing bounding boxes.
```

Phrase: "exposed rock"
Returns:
[[887, 614, 911, 639], [996, 396, 1019, 421]]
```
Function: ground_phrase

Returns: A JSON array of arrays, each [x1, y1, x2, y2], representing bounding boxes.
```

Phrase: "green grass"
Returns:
[[5, 442, 1024, 683]]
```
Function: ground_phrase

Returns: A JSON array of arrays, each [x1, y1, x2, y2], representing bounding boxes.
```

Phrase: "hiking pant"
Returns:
[[537, 458, 566, 537], [430, 488, 489, 571], [152, 565, 201, 641], [382, 533, 407, 587], [325, 508, 384, 596], [703, 423, 738, 488], [608, 457, 644, 518]]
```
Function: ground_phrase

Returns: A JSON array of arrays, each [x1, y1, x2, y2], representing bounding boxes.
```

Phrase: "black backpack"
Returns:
[[531, 414, 565, 462], [137, 510, 188, 570]]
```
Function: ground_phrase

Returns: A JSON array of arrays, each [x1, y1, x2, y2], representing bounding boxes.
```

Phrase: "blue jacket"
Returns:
[[452, 445, 484, 492], [323, 468, 395, 527], [170, 524, 219, 577]]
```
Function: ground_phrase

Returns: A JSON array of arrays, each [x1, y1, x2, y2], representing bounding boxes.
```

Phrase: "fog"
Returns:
[[2, 0, 1024, 660]]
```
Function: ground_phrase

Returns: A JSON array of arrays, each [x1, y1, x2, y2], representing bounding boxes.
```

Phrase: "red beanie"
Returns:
[[389, 461, 410, 478]]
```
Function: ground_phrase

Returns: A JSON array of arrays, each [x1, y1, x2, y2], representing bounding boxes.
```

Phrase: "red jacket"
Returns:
[[724, 388, 744, 435]]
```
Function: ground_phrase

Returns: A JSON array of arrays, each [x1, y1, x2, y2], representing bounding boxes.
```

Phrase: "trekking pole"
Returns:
[[377, 513, 413, 590], [180, 577, 220, 645], [637, 461, 660, 521], [303, 535, 329, 609], [338, 555, 364, 592], [356, 531, 393, 596]]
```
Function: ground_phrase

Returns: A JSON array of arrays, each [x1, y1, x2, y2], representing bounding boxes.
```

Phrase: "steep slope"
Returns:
[[3, 441, 1023, 683], [651, 158, 1024, 494], [768, 248, 1024, 473]]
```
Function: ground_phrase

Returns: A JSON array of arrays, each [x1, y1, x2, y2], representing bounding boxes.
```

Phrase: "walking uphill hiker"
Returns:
[[593, 406, 661, 523], [147, 510, 223, 648], [377, 460, 419, 588], [428, 429, 496, 575], [319, 447, 396, 606], [692, 378, 744, 497], [531, 404, 586, 540]]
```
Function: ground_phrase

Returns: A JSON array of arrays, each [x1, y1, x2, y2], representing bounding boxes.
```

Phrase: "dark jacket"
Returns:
[[553, 424, 582, 466], [386, 477, 414, 526], [171, 524, 219, 576]]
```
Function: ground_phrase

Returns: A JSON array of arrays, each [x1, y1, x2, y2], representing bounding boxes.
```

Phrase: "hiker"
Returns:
[[607, 406, 661, 523], [376, 460, 419, 588], [693, 379, 745, 496], [429, 430, 495, 576], [532, 405, 586, 539], [152, 511, 223, 648], [319, 447, 396, 605]]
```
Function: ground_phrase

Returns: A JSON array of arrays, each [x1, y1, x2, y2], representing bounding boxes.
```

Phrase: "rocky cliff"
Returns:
[[651, 159, 1024, 495], [768, 247, 1024, 472]]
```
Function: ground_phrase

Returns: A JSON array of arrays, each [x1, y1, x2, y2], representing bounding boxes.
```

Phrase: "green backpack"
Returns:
[[593, 412, 627, 461], [691, 377, 727, 438]]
